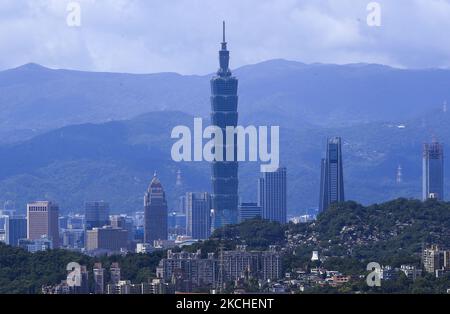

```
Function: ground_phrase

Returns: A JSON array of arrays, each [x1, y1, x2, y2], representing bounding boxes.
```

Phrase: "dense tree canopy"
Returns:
[[0, 244, 164, 294], [1, 198, 450, 293]]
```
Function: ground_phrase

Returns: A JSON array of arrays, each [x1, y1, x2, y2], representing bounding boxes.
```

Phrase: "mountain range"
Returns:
[[1, 60, 450, 214], [2, 59, 450, 143]]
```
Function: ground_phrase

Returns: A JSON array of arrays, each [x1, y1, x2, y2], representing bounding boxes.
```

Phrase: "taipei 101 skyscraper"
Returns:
[[210, 21, 239, 230]]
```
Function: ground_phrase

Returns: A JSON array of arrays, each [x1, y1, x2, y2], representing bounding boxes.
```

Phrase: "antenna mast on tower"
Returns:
[[396, 165, 403, 184]]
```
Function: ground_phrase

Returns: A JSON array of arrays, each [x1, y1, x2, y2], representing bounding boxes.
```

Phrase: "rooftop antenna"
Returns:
[[396, 165, 402, 184], [431, 134, 438, 143], [175, 169, 183, 187], [223, 20, 226, 43], [221, 20, 228, 51]]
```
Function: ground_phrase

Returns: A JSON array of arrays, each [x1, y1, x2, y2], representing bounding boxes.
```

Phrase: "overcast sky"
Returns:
[[1, 0, 450, 74]]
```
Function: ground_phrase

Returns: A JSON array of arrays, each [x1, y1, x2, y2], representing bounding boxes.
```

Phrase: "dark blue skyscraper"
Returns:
[[319, 137, 345, 212], [258, 167, 287, 224], [238, 202, 262, 223], [210, 22, 239, 230], [85, 201, 110, 230], [422, 138, 444, 200], [185, 192, 211, 240], [5, 216, 27, 247]]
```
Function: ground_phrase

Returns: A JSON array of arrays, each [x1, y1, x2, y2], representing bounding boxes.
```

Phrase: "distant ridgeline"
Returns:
[[2, 60, 450, 212], [1, 198, 449, 293]]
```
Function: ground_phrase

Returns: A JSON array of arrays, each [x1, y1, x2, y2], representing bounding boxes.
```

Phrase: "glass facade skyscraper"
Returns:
[[238, 202, 262, 223], [210, 22, 239, 230], [258, 167, 287, 224], [5, 215, 27, 247], [422, 139, 444, 200], [185, 192, 211, 240], [85, 201, 110, 230], [319, 137, 345, 212]]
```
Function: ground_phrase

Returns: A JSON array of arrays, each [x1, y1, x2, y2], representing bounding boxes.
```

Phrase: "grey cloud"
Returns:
[[0, 0, 449, 74]]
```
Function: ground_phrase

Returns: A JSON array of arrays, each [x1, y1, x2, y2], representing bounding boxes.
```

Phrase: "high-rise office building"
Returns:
[[5, 216, 27, 246], [168, 211, 187, 237], [422, 139, 444, 201], [85, 226, 128, 253], [0, 214, 7, 232], [79, 266, 89, 294], [93, 262, 105, 294], [59, 216, 68, 230], [178, 195, 186, 214], [1, 200, 16, 217], [61, 229, 84, 249], [258, 167, 287, 224], [238, 202, 262, 223], [174, 169, 185, 214], [110, 262, 121, 284], [110, 215, 134, 242], [27, 201, 60, 248], [185, 192, 211, 240], [67, 214, 84, 229], [144, 173, 168, 243], [422, 245, 450, 274], [319, 137, 345, 212], [85, 201, 110, 230], [210, 22, 239, 230]]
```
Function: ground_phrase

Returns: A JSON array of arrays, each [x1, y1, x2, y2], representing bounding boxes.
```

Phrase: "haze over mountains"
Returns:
[[0, 60, 449, 214], [2, 59, 450, 141]]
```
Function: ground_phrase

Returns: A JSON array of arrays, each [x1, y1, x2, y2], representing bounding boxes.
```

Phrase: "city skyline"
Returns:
[[1, 1, 450, 299], [0, 20, 447, 222]]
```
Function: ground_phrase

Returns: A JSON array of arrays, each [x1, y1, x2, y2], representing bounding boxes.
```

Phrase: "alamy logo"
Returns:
[[171, 118, 280, 172], [366, 2, 381, 27], [366, 262, 381, 287], [66, 2, 81, 27], [66, 262, 82, 287]]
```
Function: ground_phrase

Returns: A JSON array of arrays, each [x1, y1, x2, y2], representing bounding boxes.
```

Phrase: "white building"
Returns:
[[136, 243, 154, 254]]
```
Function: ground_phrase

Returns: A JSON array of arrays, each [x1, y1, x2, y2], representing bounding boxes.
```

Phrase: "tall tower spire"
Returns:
[[396, 164, 403, 184], [218, 21, 230, 76], [176, 169, 182, 186], [222, 21, 226, 45], [210, 21, 239, 229]]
